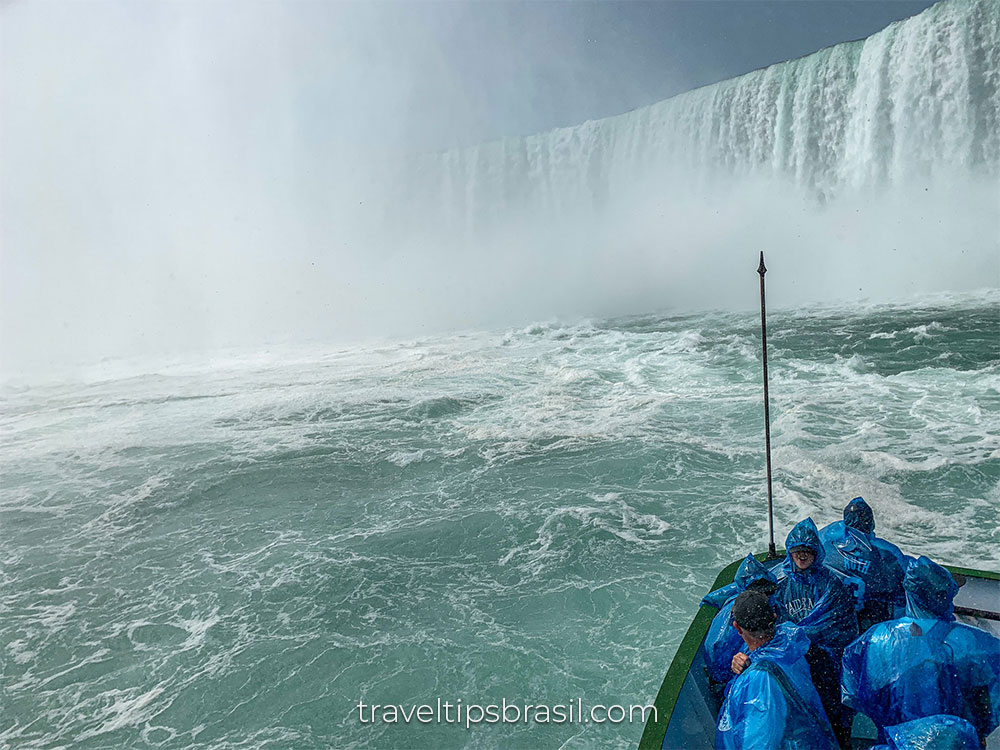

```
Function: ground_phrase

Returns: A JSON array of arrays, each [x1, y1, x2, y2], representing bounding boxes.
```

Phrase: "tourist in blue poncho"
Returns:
[[715, 589, 837, 750], [842, 556, 1000, 747], [777, 517, 858, 747], [702, 555, 778, 688], [871, 715, 981, 750], [820, 497, 910, 630]]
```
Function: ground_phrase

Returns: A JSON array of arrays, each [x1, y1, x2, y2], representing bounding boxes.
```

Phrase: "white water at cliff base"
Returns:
[[366, 0, 998, 325]]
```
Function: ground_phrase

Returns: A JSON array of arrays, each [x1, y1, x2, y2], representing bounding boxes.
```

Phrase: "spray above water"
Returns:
[[1, 0, 997, 378]]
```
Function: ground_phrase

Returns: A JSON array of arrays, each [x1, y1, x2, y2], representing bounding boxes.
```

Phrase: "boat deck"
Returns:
[[638, 558, 1000, 750]]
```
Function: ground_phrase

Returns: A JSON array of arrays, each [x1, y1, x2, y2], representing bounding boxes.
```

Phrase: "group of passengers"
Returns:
[[702, 497, 1000, 750]]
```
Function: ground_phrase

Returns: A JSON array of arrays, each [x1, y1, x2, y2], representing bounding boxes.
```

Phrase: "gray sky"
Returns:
[[392, 0, 939, 149], [0, 0, 942, 377]]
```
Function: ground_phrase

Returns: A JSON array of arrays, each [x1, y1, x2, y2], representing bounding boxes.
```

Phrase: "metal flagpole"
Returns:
[[758, 252, 778, 560]]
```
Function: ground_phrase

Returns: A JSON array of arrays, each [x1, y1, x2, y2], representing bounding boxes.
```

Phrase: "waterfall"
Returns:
[[393, 0, 999, 238]]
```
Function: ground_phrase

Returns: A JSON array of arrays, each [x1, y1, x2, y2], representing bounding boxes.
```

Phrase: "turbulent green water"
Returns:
[[2, 293, 998, 749]]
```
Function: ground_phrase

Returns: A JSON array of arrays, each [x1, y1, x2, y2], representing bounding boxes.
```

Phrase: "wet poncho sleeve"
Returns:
[[704, 554, 778, 610], [702, 582, 739, 609], [882, 715, 981, 750], [704, 556, 781, 684], [704, 600, 745, 684]]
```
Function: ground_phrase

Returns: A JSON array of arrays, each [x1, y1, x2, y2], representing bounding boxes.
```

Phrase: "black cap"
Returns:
[[732, 590, 777, 632]]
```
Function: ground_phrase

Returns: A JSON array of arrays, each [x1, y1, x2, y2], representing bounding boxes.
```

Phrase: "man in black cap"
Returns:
[[716, 590, 837, 750]]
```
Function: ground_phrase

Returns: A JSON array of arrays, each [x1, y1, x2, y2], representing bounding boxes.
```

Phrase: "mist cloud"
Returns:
[[1, 0, 989, 380]]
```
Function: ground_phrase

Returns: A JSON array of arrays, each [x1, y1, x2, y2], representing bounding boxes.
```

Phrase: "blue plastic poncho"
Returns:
[[820, 498, 908, 623], [704, 555, 778, 684], [776, 518, 858, 652], [703, 582, 740, 610], [903, 555, 958, 621], [715, 622, 837, 750], [870, 715, 981, 750], [842, 557, 1000, 742]]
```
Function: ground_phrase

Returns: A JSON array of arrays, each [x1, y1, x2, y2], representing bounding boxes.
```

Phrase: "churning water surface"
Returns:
[[2, 292, 998, 749]]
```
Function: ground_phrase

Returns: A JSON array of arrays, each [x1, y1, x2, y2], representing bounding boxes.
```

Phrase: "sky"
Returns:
[[0, 0, 945, 378], [390, 0, 940, 149]]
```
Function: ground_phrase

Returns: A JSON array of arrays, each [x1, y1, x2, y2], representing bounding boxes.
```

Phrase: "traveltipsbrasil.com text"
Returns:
[[356, 699, 656, 728]]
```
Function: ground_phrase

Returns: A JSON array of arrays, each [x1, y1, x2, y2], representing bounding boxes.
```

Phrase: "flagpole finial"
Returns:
[[758, 251, 767, 277]]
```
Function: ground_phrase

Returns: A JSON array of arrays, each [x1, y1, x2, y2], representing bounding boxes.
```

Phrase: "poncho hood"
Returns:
[[783, 517, 826, 575], [735, 554, 778, 591], [844, 497, 876, 534], [904, 556, 958, 621]]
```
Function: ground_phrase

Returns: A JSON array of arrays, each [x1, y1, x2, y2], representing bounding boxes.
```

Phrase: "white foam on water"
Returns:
[[6, 639, 37, 666], [1, 291, 996, 749], [31, 601, 77, 634], [36, 647, 113, 689], [84, 472, 172, 530], [76, 685, 167, 741], [177, 611, 220, 651], [387, 449, 428, 467], [904, 322, 947, 340]]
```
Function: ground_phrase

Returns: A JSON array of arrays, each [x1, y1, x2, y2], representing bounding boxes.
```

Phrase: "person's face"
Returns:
[[791, 549, 815, 571]]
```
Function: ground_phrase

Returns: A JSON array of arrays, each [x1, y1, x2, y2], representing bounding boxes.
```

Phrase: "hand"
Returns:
[[731, 653, 750, 675]]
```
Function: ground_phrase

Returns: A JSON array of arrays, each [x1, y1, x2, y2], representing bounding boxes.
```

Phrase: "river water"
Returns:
[[2, 291, 997, 749]]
